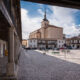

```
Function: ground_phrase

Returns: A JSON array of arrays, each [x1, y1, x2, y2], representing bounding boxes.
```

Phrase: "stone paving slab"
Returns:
[[18, 49, 80, 80]]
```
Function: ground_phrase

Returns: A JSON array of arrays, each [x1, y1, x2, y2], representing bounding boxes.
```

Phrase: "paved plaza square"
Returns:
[[18, 49, 80, 80]]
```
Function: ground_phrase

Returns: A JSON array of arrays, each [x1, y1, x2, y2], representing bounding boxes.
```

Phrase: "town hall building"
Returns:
[[27, 10, 65, 49]]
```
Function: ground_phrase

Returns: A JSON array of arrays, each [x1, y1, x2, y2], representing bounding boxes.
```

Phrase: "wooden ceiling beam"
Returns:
[[21, 0, 80, 9]]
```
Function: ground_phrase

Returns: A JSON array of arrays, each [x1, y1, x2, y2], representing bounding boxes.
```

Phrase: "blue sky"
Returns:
[[21, 1, 52, 18], [20, 1, 80, 39]]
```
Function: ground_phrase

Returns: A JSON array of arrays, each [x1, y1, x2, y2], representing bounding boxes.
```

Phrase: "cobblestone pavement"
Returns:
[[18, 49, 80, 80]]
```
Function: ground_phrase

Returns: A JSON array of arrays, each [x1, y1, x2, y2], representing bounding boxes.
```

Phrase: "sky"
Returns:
[[20, 1, 80, 39]]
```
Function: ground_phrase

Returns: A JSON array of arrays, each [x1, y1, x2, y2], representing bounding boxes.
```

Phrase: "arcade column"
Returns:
[[7, 27, 16, 76]]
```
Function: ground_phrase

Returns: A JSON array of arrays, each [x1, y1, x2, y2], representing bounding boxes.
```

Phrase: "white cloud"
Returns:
[[48, 6, 80, 37], [21, 8, 42, 39], [38, 9, 44, 15]]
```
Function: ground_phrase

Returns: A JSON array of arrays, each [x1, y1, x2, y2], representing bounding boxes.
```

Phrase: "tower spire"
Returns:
[[41, 7, 49, 27], [43, 7, 48, 21], [44, 7, 46, 20]]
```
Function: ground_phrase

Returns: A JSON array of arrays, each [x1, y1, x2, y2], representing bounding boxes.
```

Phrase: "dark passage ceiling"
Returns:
[[21, 0, 80, 9]]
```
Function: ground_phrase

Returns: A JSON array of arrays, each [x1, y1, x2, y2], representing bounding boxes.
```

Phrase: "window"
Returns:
[[71, 40, 73, 43], [79, 40, 80, 43], [59, 41, 61, 43], [74, 40, 76, 43]]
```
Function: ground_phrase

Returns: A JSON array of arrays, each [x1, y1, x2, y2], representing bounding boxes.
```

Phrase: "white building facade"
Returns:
[[0, 40, 7, 57], [27, 39, 38, 49], [66, 36, 80, 49], [57, 39, 66, 48], [70, 39, 80, 49], [27, 38, 62, 49]]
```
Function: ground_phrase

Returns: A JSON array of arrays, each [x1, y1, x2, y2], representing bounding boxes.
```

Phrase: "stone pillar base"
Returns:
[[7, 63, 16, 77]]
